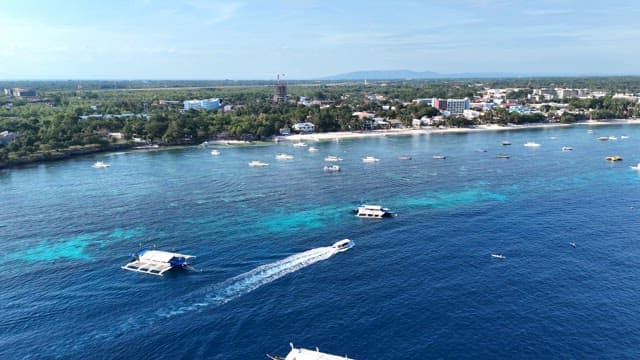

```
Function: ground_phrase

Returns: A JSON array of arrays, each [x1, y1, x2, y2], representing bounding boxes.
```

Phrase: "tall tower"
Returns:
[[273, 73, 288, 103]]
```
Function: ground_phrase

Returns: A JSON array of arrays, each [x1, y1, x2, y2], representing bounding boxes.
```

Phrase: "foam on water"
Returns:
[[399, 189, 506, 210]]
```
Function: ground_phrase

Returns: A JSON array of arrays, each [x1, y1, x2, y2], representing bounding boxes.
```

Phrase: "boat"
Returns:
[[496, 154, 511, 159], [332, 239, 354, 252], [275, 153, 294, 160], [587, 129, 594, 134], [569, 242, 577, 248], [608, 136, 618, 140], [267, 343, 355, 360], [621, 135, 630, 139], [561, 146, 573, 151], [324, 155, 343, 162], [249, 160, 269, 167], [121, 249, 195, 276], [92, 161, 110, 168], [308, 147, 319, 152], [362, 156, 380, 163], [210, 149, 220, 156], [353, 204, 393, 218], [598, 136, 609, 141], [491, 253, 506, 259], [605, 155, 623, 162], [398, 155, 412, 160], [501, 141, 512, 146], [432, 155, 446, 160], [524, 142, 541, 147], [292, 142, 307, 147], [323, 165, 341, 172], [630, 163, 640, 170]]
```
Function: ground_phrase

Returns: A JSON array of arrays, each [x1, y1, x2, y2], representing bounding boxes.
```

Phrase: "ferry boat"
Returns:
[[332, 239, 353, 252], [353, 204, 393, 218], [524, 142, 541, 147], [491, 253, 506, 260], [210, 149, 220, 156], [605, 155, 623, 162], [561, 146, 573, 151], [324, 155, 343, 162], [121, 249, 195, 276], [249, 160, 269, 167], [362, 156, 380, 163], [268, 343, 355, 360], [92, 161, 110, 168], [323, 165, 341, 172], [275, 153, 294, 160]]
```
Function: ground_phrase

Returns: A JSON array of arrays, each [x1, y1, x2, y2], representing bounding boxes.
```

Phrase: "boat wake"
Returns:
[[157, 246, 338, 317]]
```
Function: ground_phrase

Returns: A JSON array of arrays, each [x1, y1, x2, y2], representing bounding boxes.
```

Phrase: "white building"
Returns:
[[184, 98, 221, 110], [293, 122, 315, 133], [446, 98, 471, 114]]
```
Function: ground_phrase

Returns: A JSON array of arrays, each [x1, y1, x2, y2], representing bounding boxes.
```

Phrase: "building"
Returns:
[[446, 98, 471, 114], [0, 131, 16, 145], [432, 98, 448, 110], [292, 122, 315, 133], [184, 98, 221, 110]]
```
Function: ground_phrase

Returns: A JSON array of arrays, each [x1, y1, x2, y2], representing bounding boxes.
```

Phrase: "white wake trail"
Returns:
[[158, 246, 338, 317]]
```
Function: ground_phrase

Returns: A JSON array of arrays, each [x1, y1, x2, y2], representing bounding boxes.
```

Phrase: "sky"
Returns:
[[0, 0, 639, 80]]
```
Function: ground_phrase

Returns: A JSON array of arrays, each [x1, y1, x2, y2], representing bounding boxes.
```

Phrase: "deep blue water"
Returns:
[[2, 125, 640, 359]]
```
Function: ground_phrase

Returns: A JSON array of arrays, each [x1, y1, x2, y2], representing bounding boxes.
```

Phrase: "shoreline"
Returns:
[[275, 119, 640, 143]]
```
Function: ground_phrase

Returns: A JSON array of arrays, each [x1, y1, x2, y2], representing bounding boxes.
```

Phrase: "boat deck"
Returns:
[[121, 260, 173, 276]]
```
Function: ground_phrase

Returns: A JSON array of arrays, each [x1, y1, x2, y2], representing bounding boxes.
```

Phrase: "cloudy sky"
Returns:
[[1, 0, 638, 79]]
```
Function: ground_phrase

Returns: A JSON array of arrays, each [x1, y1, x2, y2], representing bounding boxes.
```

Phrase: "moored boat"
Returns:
[[308, 146, 319, 152], [92, 161, 110, 168], [210, 149, 220, 156], [324, 155, 343, 162], [496, 154, 511, 159], [561, 146, 573, 151], [501, 141, 512, 146], [398, 155, 412, 160], [353, 204, 393, 218], [605, 155, 623, 162], [524, 141, 541, 147], [598, 136, 609, 141], [323, 165, 341, 172], [249, 160, 269, 167], [432, 155, 446, 160], [362, 156, 380, 163], [275, 153, 294, 160], [292, 142, 307, 147]]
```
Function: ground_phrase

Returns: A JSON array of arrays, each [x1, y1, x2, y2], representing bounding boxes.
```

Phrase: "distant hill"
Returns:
[[320, 69, 516, 80]]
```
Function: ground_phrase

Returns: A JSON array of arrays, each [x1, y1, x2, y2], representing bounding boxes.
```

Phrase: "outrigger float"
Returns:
[[267, 343, 355, 360], [121, 249, 194, 276]]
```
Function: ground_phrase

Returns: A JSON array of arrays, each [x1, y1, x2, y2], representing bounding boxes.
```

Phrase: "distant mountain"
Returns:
[[320, 69, 516, 80]]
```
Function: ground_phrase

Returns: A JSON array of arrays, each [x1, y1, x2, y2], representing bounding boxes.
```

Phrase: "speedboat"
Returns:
[[308, 147, 319, 152], [569, 242, 577, 248], [324, 155, 343, 162], [630, 163, 640, 170], [353, 204, 393, 218], [524, 142, 541, 147], [501, 141, 512, 146], [92, 161, 110, 168], [491, 253, 506, 259], [275, 153, 294, 160], [210, 149, 220, 156], [332, 239, 354, 252], [496, 154, 511, 159], [562, 146, 573, 151], [292, 142, 307, 147], [249, 160, 269, 167], [432, 155, 446, 160], [605, 155, 622, 162], [362, 156, 380, 163], [323, 165, 341, 172]]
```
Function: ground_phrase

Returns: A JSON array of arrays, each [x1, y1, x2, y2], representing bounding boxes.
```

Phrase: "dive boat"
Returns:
[[267, 343, 355, 360], [605, 155, 622, 162], [323, 165, 341, 172], [275, 153, 294, 160], [210, 149, 220, 156], [121, 249, 195, 276], [491, 253, 506, 259], [362, 156, 380, 163], [353, 204, 393, 218], [324, 155, 343, 162], [332, 239, 354, 252], [249, 160, 269, 167], [561, 146, 573, 151], [92, 161, 110, 168], [524, 142, 541, 147]]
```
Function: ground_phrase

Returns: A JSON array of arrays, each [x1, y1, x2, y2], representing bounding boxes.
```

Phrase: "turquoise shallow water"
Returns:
[[2, 124, 640, 359]]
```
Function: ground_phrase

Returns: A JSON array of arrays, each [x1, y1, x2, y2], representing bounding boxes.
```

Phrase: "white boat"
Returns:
[[608, 136, 618, 140], [491, 253, 506, 259], [268, 343, 355, 360], [308, 147, 319, 152], [323, 165, 341, 172], [92, 161, 110, 168], [292, 142, 307, 147], [332, 239, 353, 252], [353, 204, 393, 218], [275, 153, 294, 160], [562, 146, 573, 151], [121, 249, 195, 276], [398, 155, 412, 160], [630, 163, 640, 170], [249, 160, 269, 167], [501, 141, 512, 146], [324, 155, 343, 162], [496, 154, 511, 159], [432, 155, 446, 160], [210, 149, 220, 156], [569, 242, 577, 248], [597, 136, 609, 141], [362, 156, 380, 163], [621, 135, 629, 139], [524, 142, 541, 147]]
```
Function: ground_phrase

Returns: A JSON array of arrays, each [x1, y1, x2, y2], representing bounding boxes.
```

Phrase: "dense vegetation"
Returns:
[[1, 77, 639, 166]]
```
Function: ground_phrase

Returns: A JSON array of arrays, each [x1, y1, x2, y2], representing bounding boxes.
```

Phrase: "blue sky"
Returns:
[[1, 0, 638, 79]]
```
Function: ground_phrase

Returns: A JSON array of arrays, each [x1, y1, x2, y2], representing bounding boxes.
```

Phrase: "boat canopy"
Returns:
[[138, 250, 194, 263]]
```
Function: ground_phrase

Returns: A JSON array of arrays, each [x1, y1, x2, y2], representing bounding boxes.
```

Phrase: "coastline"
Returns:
[[275, 118, 640, 143]]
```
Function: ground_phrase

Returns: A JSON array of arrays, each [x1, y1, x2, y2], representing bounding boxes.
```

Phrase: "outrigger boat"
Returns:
[[121, 249, 194, 276], [267, 343, 355, 360]]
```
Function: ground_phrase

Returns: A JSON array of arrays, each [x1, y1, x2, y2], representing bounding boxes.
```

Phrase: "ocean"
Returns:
[[2, 124, 640, 359]]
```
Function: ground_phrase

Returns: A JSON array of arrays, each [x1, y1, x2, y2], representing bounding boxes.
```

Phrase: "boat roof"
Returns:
[[285, 347, 354, 360], [138, 250, 194, 263]]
